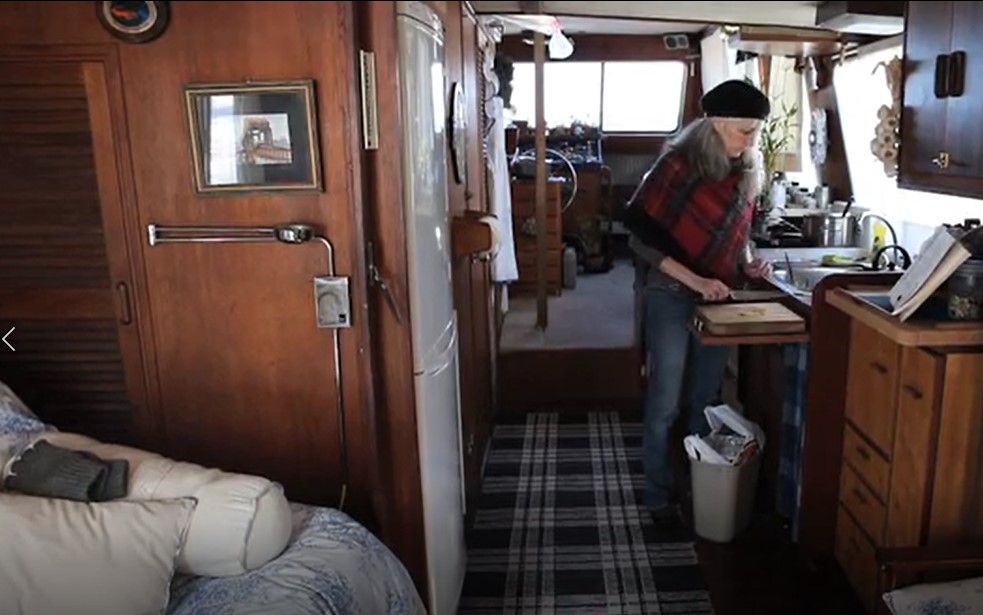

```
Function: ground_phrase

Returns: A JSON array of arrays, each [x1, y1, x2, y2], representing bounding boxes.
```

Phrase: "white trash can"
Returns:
[[683, 404, 765, 543], [689, 448, 761, 543]]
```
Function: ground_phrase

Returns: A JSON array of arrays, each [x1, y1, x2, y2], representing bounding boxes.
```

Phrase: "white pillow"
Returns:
[[0, 493, 195, 615], [3, 432, 292, 577], [883, 576, 983, 614]]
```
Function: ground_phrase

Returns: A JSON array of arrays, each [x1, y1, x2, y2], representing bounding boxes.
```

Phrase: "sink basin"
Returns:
[[772, 265, 863, 292]]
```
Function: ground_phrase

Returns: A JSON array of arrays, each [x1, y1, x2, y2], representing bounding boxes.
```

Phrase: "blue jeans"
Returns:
[[642, 283, 731, 511]]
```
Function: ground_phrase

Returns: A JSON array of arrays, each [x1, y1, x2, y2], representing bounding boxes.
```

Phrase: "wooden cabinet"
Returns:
[[510, 179, 563, 295], [898, 1, 983, 199], [828, 289, 983, 613]]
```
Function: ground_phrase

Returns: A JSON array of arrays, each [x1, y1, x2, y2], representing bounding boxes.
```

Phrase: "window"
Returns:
[[508, 60, 687, 134], [834, 41, 982, 236]]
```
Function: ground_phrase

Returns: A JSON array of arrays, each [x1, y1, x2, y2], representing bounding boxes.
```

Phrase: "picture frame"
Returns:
[[183, 80, 322, 195]]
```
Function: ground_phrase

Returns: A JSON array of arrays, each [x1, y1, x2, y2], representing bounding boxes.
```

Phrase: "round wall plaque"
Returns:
[[96, 1, 170, 44]]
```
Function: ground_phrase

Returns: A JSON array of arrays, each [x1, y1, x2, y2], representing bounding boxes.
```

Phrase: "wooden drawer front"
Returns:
[[886, 346, 943, 547], [843, 424, 891, 502], [835, 506, 879, 614], [845, 319, 901, 456], [511, 182, 562, 218], [840, 464, 886, 544]]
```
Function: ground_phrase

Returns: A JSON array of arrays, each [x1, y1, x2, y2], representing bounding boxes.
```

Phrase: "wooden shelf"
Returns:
[[729, 26, 844, 57]]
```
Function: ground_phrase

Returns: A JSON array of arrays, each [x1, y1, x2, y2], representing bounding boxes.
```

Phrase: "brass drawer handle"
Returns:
[[855, 445, 871, 461], [870, 361, 888, 374]]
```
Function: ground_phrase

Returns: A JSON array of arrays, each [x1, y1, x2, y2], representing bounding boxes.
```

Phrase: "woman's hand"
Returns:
[[742, 258, 773, 279], [693, 277, 731, 302]]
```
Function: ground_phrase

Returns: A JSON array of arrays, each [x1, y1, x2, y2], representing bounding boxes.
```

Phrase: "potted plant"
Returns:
[[759, 99, 798, 181]]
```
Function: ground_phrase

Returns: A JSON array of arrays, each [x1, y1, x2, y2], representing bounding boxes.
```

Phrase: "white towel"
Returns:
[[485, 96, 518, 285]]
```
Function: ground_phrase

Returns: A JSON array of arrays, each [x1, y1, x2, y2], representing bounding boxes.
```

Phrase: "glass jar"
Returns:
[[947, 258, 983, 320]]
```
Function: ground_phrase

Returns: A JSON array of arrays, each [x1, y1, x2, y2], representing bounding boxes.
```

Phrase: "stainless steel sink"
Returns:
[[772, 265, 863, 292]]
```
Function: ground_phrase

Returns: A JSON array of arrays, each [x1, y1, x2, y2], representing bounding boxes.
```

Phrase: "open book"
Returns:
[[889, 225, 983, 321]]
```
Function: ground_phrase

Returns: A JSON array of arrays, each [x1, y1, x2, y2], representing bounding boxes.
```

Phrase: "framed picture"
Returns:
[[183, 80, 322, 194]]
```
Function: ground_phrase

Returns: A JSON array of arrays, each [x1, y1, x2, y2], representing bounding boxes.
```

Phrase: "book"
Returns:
[[888, 225, 982, 321]]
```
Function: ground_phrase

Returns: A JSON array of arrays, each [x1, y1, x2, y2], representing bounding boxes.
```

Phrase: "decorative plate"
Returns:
[[96, 1, 169, 44]]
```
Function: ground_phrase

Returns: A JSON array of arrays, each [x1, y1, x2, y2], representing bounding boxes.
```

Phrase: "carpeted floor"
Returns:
[[458, 411, 714, 614]]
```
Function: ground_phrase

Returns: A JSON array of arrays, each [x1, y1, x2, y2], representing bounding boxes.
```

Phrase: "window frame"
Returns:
[[510, 59, 689, 136]]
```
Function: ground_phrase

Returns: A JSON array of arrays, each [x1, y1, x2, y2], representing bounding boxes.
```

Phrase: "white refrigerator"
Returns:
[[396, 3, 467, 615]]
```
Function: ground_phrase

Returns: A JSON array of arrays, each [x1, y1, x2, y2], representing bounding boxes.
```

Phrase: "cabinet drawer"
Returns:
[[835, 506, 879, 614], [845, 320, 900, 456], [840, 463, 886, 544], [843, 424, 891, 502]]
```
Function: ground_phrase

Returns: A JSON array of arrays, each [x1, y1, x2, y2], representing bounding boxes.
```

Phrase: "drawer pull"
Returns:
[[902, 384, 923, 400], [870, 361, 888, 374], [855, 445, 871, 461], [852, 487, 868, 505]]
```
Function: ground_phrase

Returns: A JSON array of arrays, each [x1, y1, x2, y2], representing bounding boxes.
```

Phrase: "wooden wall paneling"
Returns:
[[354, 0, 429, 601], [461, 2, 495, 520], [807, 58, 854, 201], [441, 0, 486, 523], [0, 1, 379, 522]]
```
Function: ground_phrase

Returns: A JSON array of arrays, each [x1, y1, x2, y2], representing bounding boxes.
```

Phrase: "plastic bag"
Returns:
[[684, 404, 765, 466]]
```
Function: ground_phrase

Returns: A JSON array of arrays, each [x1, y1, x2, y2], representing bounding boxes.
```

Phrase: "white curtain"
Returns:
[[482, 39, 518, 318], [700, 27, 759, 93]]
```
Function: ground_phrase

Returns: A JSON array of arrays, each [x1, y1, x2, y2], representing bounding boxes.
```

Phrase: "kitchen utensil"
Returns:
[[698, 289, 791, 304], [727, 289, 791, 302], [800, 212, 858, 247]]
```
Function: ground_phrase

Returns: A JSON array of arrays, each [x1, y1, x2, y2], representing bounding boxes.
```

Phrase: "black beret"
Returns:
[[701, 80, 771, 120]]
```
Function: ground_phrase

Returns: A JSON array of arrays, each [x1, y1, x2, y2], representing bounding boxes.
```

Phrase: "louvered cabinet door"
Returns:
[[0, 50, 150, 444]]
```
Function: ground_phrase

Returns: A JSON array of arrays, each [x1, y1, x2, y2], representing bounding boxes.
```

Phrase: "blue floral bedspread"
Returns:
[[167, 503, 427, 615]]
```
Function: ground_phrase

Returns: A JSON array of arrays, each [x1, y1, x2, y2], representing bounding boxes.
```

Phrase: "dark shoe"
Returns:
[[649, 503, 682, 526]]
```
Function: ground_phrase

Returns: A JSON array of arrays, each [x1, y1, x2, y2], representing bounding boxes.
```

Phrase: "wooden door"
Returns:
[[899, 1, 983, 200], [0, 48, 150, 445], [118, 2, 369, 509], [942, 1, 983, 195], [898, 1, 955, 190]]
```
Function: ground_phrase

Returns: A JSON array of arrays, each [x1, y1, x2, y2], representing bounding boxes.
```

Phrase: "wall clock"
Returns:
[[96, 1, 170, 44]]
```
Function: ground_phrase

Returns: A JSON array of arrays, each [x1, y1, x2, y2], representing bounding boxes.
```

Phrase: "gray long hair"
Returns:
[[662, 118, 763, 203]]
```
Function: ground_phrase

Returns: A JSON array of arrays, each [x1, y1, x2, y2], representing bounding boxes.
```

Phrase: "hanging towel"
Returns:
[[4, 438, 128, 502], [486, 96, 518, 286]]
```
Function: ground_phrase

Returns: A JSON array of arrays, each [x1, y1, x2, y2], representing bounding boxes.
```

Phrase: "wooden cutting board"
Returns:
[[693, 301, 806, 336]]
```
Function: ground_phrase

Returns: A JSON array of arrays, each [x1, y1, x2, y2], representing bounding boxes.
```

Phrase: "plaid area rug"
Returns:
[[459, 411, 715, 614]]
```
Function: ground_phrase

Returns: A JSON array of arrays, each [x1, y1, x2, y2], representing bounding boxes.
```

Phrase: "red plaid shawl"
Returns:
[[624, 150, 754, 287]]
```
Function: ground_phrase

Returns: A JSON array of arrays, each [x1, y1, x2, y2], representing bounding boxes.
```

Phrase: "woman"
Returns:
[[623, 79, 773, 522]]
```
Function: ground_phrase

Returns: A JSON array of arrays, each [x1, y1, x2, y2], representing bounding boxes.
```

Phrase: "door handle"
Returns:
[[115, 281, 132, 325], [947, 51, 966, 97], [934, 54, 950, 98]]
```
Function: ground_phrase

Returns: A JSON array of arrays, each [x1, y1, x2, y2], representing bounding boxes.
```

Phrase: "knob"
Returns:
[[932, 152, 950, 169]]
